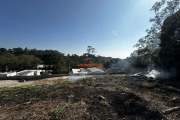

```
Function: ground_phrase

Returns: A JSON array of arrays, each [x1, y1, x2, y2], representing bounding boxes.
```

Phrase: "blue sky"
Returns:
[[0, 0, 159, 58]]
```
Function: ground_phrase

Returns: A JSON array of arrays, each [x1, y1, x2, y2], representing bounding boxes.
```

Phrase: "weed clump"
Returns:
[[49, 103, 74, 120], [116, 85, 129, 91], [100, 100, 110, 107], [0, 93, 13, 101], [49, 107, 64, 120]]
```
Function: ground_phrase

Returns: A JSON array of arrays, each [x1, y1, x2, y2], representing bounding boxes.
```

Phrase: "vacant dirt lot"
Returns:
[[0, 75, 180, 120]]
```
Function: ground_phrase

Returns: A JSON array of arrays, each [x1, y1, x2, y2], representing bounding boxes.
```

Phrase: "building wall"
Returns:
[[17, 70, 42, 76], [7, 72, 17, 76], [0, 72, 17, 77]]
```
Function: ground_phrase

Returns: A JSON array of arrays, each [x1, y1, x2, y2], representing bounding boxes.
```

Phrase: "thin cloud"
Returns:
[[111, 31, 118, 36], [124, 0, 142, 23]]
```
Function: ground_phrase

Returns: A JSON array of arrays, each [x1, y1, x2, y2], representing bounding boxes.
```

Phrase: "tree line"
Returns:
[[0, 47, 83, 73], [131, 0, 180, 77], [0, 47, 124, 73], [0, 46, 132, 74]]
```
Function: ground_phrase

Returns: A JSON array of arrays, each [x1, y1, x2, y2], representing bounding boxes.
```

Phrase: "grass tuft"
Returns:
[[49, 103, 74, 119], [116, 85, 129, 91], [49, 107, 64, 120], [100, 100, 110, 107], [0, 93, 13, 101]]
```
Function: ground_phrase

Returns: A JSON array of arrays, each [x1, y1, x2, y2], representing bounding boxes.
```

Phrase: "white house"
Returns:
[[0, 72, 17, 77], [72, 68, 88, 74], [17, 70, 42, 76]]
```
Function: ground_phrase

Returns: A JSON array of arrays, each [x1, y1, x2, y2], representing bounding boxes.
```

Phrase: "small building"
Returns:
[[0, 72, 17, 77], [72, 68, 88, 74], [17, 70, 42, 76]]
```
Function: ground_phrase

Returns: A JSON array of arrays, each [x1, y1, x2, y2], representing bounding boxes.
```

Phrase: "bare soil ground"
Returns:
[[0, 75, 180, 120], [0, 76, 68, 88]]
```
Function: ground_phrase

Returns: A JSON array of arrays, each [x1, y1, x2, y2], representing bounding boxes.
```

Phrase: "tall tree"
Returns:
[[133, 0, 180, 70], [87, 46, 96, 54], [135, 0, 180, 51], [159, 9, 180, 72]]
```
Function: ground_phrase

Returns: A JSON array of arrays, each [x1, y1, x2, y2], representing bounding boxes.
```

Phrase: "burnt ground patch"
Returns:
[[0, 86, 163, 119], [0, 75, 179, 119]]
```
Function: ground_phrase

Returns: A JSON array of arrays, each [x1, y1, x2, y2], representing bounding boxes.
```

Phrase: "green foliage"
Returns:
[[100, 100, 110, 107], [0, 46, 119, 73], [18, 54, 43, 70], [49, 104, 74, 120], [0, 86, 20, 92], [0, 47, 80, 72], [116, 85, 129, 91], [66, 103, 74, 109], [24, 85, 47, 98], [0, 51, 42, 71], [159, 10, 180, 74], [28, 85, 45, 93], [131, 57, 148, 69], [132, 0, 180, 75], [49, 107, 64, 120], [0, 93, 13, 101]]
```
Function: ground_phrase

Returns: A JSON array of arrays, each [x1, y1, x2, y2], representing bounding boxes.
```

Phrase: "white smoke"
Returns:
[[145, 70, 160, 79], [145, 68, 177, 79], [110, 59, 130, 70]]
